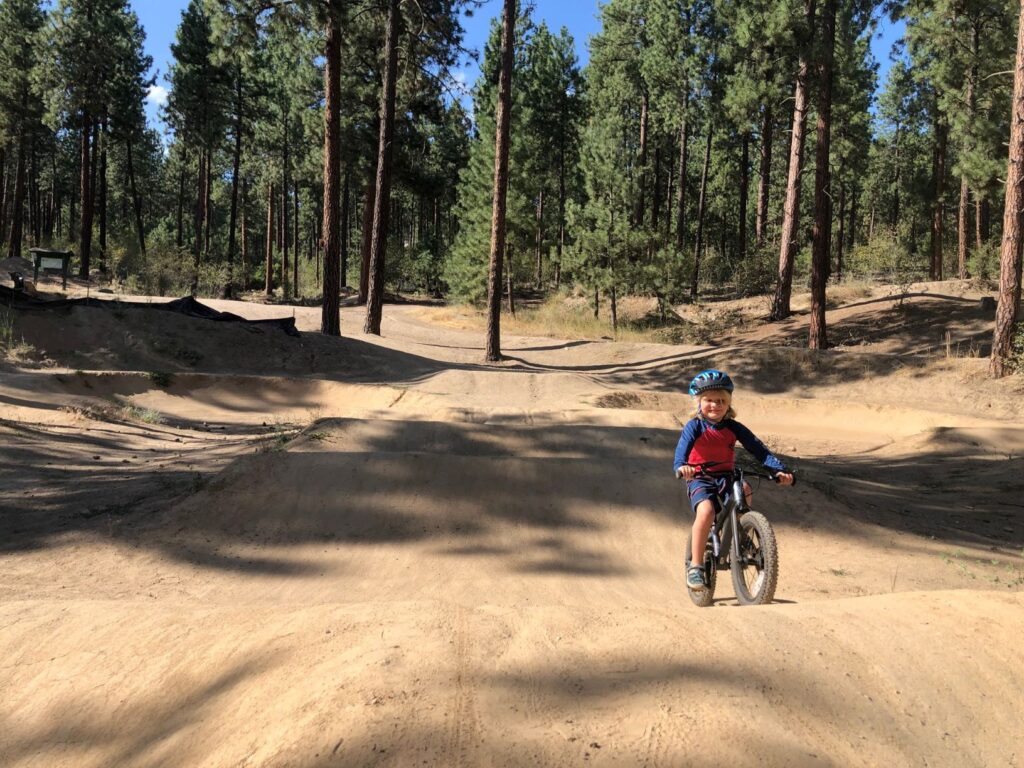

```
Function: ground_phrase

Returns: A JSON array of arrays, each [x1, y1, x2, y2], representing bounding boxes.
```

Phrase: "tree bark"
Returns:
[[809, 0, 836, 351], [691, 124, 713, 300], [486, 0, 515, 361], [282, 116, 290, 300], [98, 117, 108, 273], [341, 170, 350, 286], [79, 109, 94, 278], [358, 170, 375, 303], [836, 182, 846, 282], [176, 150, 186, 250], [676, 93, 689, 253], [5, 144, 25, 261], [320, 1, 343, 335], [535, 188, 544, 288], [226, 67, 243, 297], [241, 177, 249, 289], [739, 132, 750, 262], [931, 117, 948, 281], [771, 0, 817, 320], [365, 0, 401, 335], [991, 0, 1024, 377], [0, 145, 7, 250], [192, 149, 207, 295], [959, 26, 979, 281], [635, 90, 649, 227], [265, 181, 275, 297], [756, 102, 773, 249], [126, 137, 146, 256], [294, 178, 300, 297]]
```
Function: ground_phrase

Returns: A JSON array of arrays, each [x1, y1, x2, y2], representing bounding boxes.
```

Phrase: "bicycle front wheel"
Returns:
[[730, 511, 778, 606]]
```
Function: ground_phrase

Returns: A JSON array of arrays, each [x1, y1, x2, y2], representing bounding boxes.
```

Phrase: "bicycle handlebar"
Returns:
[[682, 461, 797, 486]]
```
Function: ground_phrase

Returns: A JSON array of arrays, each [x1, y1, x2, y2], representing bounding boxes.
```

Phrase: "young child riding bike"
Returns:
[[673, 369, 795, 591]]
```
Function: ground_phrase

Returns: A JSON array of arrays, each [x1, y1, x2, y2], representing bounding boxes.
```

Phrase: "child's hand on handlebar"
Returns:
[[774, 472, 795, 486], [676, 465, 697, 480]]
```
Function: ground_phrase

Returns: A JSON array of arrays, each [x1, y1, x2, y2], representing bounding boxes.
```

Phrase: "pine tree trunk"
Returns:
[[976, 197, 984, 251], [192, 149, 207, 295], [652, 144, 663, 231], [0, 145, 7, 250], [809, 0, 836, 351], [960, 25, 979, 280], [204, 149, 212, 260], [98, 117, 108, 273], [79, 109, 93, 278], [294, 179, 300, 297], [771, 0, 816, 320], [535, 188, 544, 288], [635, 91, 649, 228], [486, 0, 515, 362], [226, 69, 243, 297], [610, 284, 618, 334], [676, 93, 689, 253], [365, 0, 401, 336], [265, 181, 275, 297], [126, 137, 146, 256], [5, 144, 25, 261], [931, 118, 947, 280], [282, 116, 290, 300], [557, 95, 567, 288], [176, 151, 186, 249], [836, 182, 846, 282], [358, 170, 375, 304], [320, 2, 343, 335], [241, 177, 249, 289], [690, 124, 713, 300], [739, 133, 750, 262], [341, 170, 350, 287], [30, 139, 39, 246], [958, 178, 970, 280], [991, 0, 1024, 377], [756, 103, 773, 249], [506, 245, 515, 316]]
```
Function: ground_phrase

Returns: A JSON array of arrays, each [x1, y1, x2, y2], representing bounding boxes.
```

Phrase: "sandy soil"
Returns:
[[1, 285, 1022, 767]]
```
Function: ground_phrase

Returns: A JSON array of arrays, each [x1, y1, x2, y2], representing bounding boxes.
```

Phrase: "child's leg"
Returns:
[[691, 499, 716, 566], [743, 481, 752, 508]]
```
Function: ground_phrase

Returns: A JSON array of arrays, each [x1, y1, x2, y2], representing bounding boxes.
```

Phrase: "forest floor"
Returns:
[[1, 274, 1023, 767]]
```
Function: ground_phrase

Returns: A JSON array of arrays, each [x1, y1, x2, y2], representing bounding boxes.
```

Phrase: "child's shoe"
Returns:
[[687, 565, 706, 591]]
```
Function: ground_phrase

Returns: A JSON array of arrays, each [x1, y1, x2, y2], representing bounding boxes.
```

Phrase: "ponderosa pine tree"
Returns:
[[0, 0, 46, 261], [167, 0, 230, 293], [486, 0, 516, 362], [770, 0, 817, 321], [990, 0, 1024, 378]]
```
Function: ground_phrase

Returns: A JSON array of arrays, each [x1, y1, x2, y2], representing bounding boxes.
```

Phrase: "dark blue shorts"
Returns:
[[686, 476, 730, 514]]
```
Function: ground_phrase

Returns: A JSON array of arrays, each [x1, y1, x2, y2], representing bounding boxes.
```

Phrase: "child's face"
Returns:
[[698, 390, 730, 422]]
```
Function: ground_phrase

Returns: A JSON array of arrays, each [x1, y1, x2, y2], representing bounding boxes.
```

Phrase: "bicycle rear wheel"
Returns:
[[730, 511, 778, 606], [685, 530, 717, 607]]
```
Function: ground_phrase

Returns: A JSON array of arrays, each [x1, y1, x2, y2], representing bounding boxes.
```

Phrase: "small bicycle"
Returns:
[[683, 461, 794, 607]]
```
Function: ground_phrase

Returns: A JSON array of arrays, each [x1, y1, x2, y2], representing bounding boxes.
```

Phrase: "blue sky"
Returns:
[[136, 1, 904, 131]]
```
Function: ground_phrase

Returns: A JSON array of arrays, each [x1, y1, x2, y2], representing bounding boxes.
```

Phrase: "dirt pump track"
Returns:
[[1, 287, 1023, 767]]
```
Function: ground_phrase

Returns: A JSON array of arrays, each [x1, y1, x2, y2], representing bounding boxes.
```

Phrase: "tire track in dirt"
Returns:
[[444, 604, 480, 766]]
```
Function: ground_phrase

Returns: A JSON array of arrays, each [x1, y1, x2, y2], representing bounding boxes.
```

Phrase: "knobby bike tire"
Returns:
[[685, 529, 717, 607], [730, 511, 778, 606]]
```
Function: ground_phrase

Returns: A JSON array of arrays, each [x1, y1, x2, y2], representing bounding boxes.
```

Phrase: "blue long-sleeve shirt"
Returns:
[[673, 417, 787, 475]]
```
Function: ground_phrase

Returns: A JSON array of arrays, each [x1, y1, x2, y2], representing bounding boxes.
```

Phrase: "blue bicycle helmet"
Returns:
[[688, 369, 734, 396]]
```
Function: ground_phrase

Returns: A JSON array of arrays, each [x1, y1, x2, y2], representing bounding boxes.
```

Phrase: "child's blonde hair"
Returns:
[[692, 389, 736, 420]]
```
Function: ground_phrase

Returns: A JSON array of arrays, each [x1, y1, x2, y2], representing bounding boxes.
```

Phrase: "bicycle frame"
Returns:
[[707, 470, 750, 570]]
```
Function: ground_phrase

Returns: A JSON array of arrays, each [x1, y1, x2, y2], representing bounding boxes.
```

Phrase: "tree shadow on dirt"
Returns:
[[5, 405, 1021, 584], [0, 654, 280, 768]]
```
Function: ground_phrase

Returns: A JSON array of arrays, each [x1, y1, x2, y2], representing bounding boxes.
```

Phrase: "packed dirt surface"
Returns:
[[2, 284, 1023, 767]]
